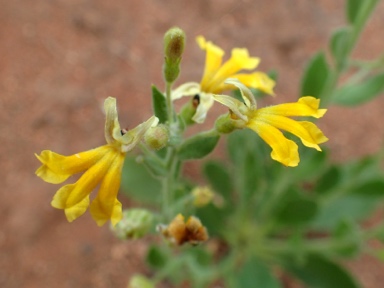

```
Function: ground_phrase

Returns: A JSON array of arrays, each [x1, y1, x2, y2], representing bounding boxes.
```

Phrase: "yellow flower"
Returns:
[[173, 36, 275, 123], [214, 79, 328, 167], [35, 97, 158, 226]]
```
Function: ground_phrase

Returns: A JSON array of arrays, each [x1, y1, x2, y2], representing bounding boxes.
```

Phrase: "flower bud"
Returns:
[[192, 186, 214, 207], [127, 274, 154, 288], [163, 27, 185, 83], [110, 209, 153, 240], [144, 124, 169, 150]]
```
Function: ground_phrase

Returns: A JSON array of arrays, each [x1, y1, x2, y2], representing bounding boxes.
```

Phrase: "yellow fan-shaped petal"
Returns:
[[247, 120, 299, 167], [63, 148, 115, 208], [64, 196, 90, 223], [197, 36, 225, 90], [258, 114, 328, 151], [229, 72, 275, 95], [35, 146, 109, 184], [259, 96, 326, 118], [206, 48, 260, 93], [89, 153, 125, 226]]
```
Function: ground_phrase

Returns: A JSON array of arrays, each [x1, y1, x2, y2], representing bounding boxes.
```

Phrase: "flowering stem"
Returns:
[[166, 81, 174, 125]]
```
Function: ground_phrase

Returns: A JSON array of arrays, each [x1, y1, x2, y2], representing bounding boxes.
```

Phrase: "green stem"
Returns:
[[321, 0, 379, 105], [166, 81, 174, 125]]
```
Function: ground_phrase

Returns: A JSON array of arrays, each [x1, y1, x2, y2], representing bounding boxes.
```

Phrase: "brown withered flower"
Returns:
[[159, 214, 209, 245]]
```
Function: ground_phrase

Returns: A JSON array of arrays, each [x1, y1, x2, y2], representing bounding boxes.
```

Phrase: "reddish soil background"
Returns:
[[1, 0, 384, 287]]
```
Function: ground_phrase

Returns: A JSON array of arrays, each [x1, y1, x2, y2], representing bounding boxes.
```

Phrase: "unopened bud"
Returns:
[[144, 124, 169, 150], [128, 274, 154, 288], [111, 209, 153, 240], [163, 27, 185, 83], [192, 186, 214, 207]]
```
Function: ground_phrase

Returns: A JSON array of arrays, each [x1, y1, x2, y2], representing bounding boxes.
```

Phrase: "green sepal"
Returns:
[[301, 52, 330, 98], [332, 73, 384, 106], [177, 131, 220, 160], [151, 85, 168, 123]]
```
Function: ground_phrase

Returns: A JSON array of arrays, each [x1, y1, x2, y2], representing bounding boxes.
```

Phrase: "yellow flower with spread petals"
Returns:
[[214, 79, 328, 167], [173, 36, 275, 123], [35, 97, 159, 226]]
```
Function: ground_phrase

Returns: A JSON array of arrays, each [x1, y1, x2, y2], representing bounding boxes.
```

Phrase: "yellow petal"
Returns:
[[258, 114, 328, 151], [64, 196, 90, 223], [229, 72, 275, 95], [197, 36, 225, 90], [89, 153, 125, 226], [206, 48, 260, 93], [259, 96, 326, 118], [56, 148, 116, 209], [35, 146, 109, 184], [247, 120, 299, 167], [110, 199, 123, 227]]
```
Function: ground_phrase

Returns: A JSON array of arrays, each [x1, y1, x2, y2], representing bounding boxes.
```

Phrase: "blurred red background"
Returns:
[[1, 0, 384, 287]]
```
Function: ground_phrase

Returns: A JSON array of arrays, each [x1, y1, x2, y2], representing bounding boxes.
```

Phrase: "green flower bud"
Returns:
[[192, 186, 214, 207], [144, 124, 169, 150], [163, 27, 185, 83], [111, 209, 153, 240], [127, 274, 154, 288]]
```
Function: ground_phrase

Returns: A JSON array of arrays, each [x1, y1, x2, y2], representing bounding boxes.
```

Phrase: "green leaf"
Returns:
[[331, 220, 361, 258], [203, 161, 232, 200], [228, 257, 281, 288], [275, 194, 319, 226], [146, 245, 168, 269], [178, 132, 220, 160], [332, 73, 384, 106], [347, 0, 364, 24], [350, 178, 384, 197], [301, 52, 330, 98], [151, 85, 168, 123], [311, 194, 379, 230], [121, 156, 161, 204], [285, 254, 360, 288], [291, 147, 328, 182], [315, 165, 342, 195], [329, 28, 351, 69]]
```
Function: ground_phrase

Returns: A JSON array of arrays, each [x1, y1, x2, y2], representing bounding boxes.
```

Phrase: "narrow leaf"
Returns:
[[178, 132, 220, 160], [285, 254, 360, 288], [203, 161, 232, 199], [229, 257, 281, 288], [151, 85, 168, 123], [301, 52, 330, 98], [347, 0, 364, 24], [332, 73, 384, 106], [329, 28, 351, 69]]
